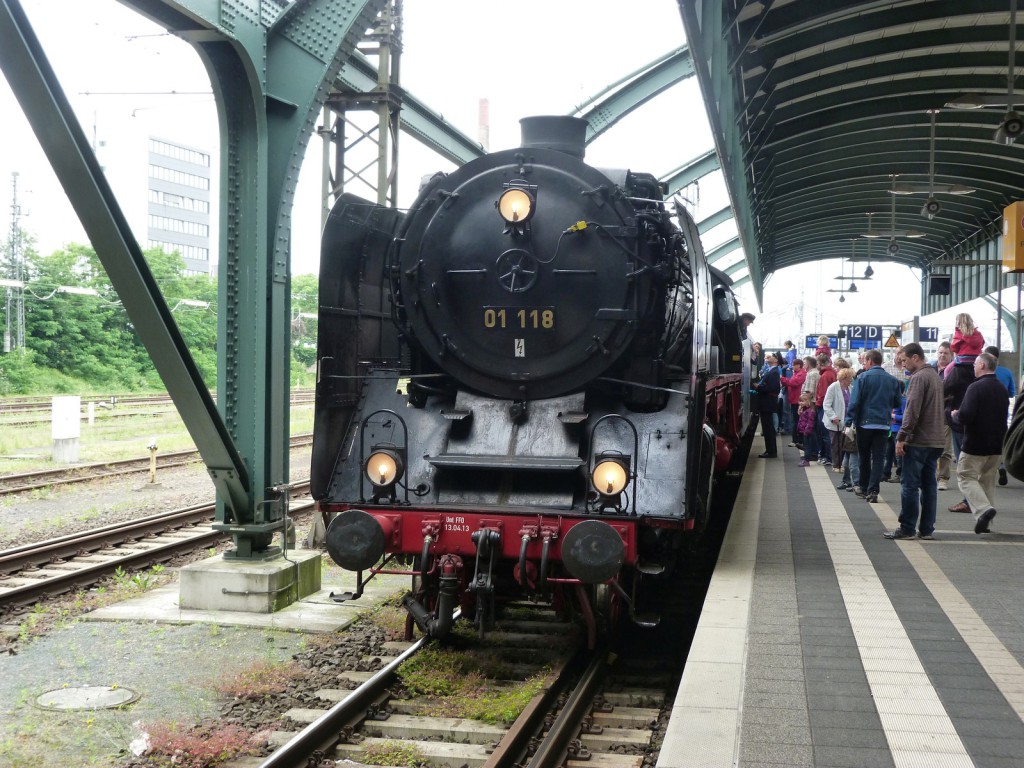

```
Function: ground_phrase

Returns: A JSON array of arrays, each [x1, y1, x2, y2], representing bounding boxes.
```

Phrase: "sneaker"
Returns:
[[999, 467, 1008, 486], [918, 532, 935, 540], [854, 486, 865, 497], [867, 493, 879, 503], [788, 442, 798, 448], [881, 475, 891, 483], [822, 460, 832, 467], [838, 482, 852, 490], [884, 528, 914, 539], [883, 476, 900, 483], [833, 466, 843, 474], [975, 508, 997, 534], [948, 501, 970, 514], [937, 479, 948, 490], [843, 484, 856, 492]]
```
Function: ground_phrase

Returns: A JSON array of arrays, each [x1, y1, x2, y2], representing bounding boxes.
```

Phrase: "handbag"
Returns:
[[842, 425, 857, 452]]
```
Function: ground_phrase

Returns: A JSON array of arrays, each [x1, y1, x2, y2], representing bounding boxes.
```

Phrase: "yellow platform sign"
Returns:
[[884, 333, 900, 348]]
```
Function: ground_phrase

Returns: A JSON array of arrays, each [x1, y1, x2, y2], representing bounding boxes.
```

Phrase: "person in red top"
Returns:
[[781, 358, 807, 450], [815, 354, 838, 465]]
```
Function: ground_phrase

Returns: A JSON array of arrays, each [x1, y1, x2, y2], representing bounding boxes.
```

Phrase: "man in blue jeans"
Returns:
[[883, 343, 946, 540], [845, 348, 902, 503]]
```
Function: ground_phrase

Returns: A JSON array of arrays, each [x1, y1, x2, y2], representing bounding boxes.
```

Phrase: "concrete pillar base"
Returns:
[[179, 549, 322, 613], [52, 437, 79, 464]]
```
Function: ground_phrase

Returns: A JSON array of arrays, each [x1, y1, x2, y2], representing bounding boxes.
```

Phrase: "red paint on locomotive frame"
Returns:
[[318, 504, 639, 565]]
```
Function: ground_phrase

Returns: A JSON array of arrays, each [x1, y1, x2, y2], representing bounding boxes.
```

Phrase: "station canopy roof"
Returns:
[[680, 0, 1024, 305]]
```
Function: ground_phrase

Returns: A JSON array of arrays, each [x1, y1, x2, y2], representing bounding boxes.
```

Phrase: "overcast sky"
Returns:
[[0, 0, 1017, 354]]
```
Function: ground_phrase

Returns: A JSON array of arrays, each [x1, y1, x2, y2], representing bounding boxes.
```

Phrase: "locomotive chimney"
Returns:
[[519, 116, 588, 160]]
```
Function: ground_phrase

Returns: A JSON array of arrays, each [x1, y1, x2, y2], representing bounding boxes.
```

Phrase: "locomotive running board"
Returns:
[[426, 454, 585, 471]]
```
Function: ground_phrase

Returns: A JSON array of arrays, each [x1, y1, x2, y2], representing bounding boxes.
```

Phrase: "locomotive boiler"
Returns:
[[311, 116, 749, 641]]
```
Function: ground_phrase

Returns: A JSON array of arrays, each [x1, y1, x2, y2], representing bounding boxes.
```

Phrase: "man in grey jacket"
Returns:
[[884, 343, 946, 540]]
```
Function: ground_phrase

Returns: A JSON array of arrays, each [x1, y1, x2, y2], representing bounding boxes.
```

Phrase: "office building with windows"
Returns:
[[146, 137, 212, 275]]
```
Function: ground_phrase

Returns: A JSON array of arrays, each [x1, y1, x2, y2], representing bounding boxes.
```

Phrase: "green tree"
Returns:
[[25, 244, 148, 387], [291, 272, 319, 372]]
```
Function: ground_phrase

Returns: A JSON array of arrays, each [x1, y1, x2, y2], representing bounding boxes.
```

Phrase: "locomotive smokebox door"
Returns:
[[393, 134, 659, 401]]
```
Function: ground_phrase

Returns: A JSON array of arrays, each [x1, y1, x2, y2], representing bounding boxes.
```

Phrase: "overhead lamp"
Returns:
[[944, 94, 996, 110], [848, 282, 858, 293], [994, 110, 1024, 145], [994, 0, 1021, 144], [921, 197, 941, 220], [864, 264, 874, 278], [891, 182, 976, 195]]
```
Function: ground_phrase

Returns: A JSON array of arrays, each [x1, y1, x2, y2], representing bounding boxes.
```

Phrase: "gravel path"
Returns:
[[0, 444, 409, 768], [0, 447, 312, 551]]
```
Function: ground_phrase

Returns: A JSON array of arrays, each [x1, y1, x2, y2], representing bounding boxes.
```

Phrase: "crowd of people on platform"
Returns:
[[743, 312, 1020, 541]]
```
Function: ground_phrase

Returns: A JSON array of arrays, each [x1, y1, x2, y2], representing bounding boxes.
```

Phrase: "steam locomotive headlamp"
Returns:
[[365, 447, 404, 488], [498, 187, 535, 224], [592, 453, 631, 496]]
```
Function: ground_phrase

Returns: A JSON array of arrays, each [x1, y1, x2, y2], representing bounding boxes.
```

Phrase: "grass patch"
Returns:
[[397, 646, 549, 724], [0, 403, 314, 475], [140, 721, 268, 768], [210, 658, 300, 699], [361, 739, 425, 767], [362, 592, 413, 642]]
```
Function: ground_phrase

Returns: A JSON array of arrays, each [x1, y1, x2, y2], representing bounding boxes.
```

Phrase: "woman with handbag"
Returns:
[[824, 368, 855, 472]]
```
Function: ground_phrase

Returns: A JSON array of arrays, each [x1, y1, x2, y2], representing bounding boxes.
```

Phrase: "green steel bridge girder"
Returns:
[[574, 46, 695, 142], [1, 0, 390, 558], [0, 0, 252, 517], [130, 0, 389, 557], [707, 236, 741, 264]]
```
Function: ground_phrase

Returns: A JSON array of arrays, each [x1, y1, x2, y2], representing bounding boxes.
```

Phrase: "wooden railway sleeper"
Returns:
[[580, 716, 603, 734]]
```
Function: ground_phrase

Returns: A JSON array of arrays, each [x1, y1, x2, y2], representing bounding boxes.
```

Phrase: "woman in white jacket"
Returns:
[[823, 367, 855, 471]]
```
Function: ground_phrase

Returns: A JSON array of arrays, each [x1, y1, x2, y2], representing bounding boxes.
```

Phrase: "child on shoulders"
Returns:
[[815, 334, 832, 361]]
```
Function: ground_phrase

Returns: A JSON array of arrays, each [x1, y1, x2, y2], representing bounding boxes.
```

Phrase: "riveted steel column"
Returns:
[[123, 0, 387, 558], [0, 0, 250, 513], [186, 0, 389, 557]]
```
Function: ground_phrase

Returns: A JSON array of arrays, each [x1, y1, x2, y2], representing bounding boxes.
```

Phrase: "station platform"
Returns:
[[659, 437, 1024, 768]]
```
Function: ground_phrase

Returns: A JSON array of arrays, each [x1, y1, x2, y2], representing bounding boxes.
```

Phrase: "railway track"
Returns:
[[0, 481, 312, 609], [255, 610, 668, 768], [0, 433, 313, 496], [0, 388, 315, 415]]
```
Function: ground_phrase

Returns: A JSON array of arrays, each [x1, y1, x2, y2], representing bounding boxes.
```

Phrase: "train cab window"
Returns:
[[714, 288, 736, 324]]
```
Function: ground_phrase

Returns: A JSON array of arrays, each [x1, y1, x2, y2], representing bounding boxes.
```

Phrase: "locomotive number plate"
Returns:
[[443, 514, 470, 533], [482, 307, 555, 330]]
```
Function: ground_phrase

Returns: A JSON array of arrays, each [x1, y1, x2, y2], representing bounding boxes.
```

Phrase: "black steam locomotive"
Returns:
[[311, 116, 749, 642]]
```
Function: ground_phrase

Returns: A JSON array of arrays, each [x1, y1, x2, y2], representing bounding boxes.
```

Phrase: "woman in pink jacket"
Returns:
[[781, 358, 806, 450]]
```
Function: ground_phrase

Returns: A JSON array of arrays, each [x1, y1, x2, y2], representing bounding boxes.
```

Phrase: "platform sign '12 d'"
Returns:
[[1003, 201, 1024, 272]]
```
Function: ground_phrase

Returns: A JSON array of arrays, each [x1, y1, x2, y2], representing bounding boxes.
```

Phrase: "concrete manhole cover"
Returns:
[[36, 685, 140, 711]]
